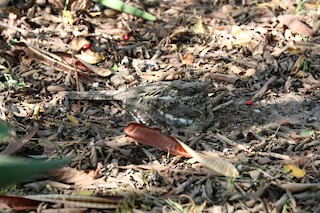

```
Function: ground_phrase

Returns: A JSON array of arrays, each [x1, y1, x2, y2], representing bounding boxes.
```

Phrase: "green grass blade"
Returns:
[[0, 156, 71, 187], [0, 121, 11, 142], [92, 0, 156, 21]]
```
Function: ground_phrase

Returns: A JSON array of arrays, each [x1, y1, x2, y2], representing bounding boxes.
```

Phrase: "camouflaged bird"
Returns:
[[59, 80, 220, 131]]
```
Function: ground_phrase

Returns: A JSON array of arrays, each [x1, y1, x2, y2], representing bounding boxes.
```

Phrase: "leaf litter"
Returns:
[[0, 0, 320, 212]]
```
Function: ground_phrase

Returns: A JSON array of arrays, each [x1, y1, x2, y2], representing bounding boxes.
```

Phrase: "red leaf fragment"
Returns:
[[53, 52, 90, 72], [0, 195, 40, 211], [246, 100, 253, 106], [82, 43, 90, 50], [123, 34, 130, 41], [124, 123, 192, 158], [278, 15, 314, 36]]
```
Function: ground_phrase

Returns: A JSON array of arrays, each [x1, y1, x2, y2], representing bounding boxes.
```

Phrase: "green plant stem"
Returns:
[[92, 0, 156, 21]]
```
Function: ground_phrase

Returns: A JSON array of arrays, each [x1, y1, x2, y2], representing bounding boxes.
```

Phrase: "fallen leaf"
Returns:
[[24, 194, 121, 209], [283, 164, 306, 178], [66, 114, 79, 126], [124, 123, 239, 177], [69, 37, 91, 52], [124, 123, 192, 157], [176, 140, 239, 177], [1, 123, 39, 155], [181, 53, 194, 66], [75, 49, 105, 64], [48, 166, 108, 187], [0, 195, 40, 211], [290, 55, 305, 75], [193, 16, 206, 34], [76, 59, 113, 77], [14, 42, 94, 84], [278, 15, 314, 36]]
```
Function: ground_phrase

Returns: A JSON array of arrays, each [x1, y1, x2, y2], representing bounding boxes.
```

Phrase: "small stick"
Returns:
[[212, 100, 233, 111], [216, 133, 251, 152], [257, 151, 291, 160], [252, 76, 276, 100]]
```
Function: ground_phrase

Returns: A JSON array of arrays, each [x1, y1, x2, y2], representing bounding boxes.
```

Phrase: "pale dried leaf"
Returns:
[[69, 37, 90, 52], [77, 59, 113, 77], [176, 140, 239, 177], [24, 194, 120, 209], [48, 167, 107, 187], [75, 49, 105, 64]]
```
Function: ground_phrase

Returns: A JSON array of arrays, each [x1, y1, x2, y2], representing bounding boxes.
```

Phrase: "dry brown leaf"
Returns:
[[0, 195, 40, 211], [124, 123, 192, 158], [181, 53, 194, 66], [14, 42, 94, 84], [280, 183, 320, 192], [278, 117, 301, 125], [48, 166, 107, 187], [229, 65, 245, 75], [124, 123, 238, 177], [290, 55, 305, 75], [278, 15, 314, 36]]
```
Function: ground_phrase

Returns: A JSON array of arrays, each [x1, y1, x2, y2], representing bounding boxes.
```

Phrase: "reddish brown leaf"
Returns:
[[0, 195, 40, 211], [14, 42, 94, 84], [278, 15, 314, 36], [54, 52, 90, 72], [124, 123, 192, 158]]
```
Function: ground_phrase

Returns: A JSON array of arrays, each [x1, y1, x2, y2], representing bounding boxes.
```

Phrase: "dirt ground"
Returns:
[[0, 0, 320, 212]]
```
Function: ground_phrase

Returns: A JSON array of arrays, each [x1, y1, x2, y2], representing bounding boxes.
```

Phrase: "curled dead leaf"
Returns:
[[69, 37, 90, 52], [77, 59, 113, 77], [124, 123, 192, 157], [283, 164, 306, 178], [124, 123, 239, 177], [75, 49, 105, 64]]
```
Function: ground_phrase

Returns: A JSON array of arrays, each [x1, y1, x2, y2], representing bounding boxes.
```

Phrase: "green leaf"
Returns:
[[0, 121, 11, 142], [92, 0, 156, 21], [0, 156, 71, 187], [186, 158, 197, 164], [299, 129, 314, 137]]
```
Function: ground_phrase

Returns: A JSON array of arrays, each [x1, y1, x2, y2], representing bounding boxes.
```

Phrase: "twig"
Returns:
[[280, 183, 320, 193], [257, 152, 291, 160], [210, 73, 240, 84], [188, 134, 206, 148], [215, 133, 251, 152], [1, 123, 39, 155], [252, 76, 276, 100], [212, 100, 233, 111]]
